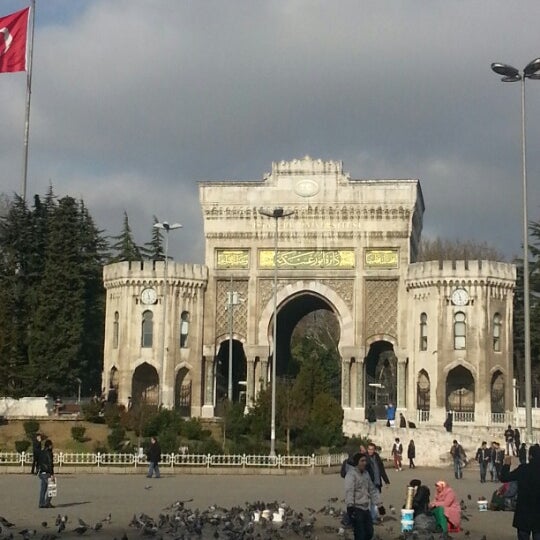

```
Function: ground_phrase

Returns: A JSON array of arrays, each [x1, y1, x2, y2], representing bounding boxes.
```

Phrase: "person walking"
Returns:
[[514, 428, 521, 450], [146, 436, 161, 478], [519, 443, 528, 465], [495, 442, 505, 481], [37, 439, 55, 508], [345, 452, 386, 540], [31, 433, 42, 475], [391, 437, 403, 471], [407, 440, 416, 469], [505, 425, 516, 456], [500, 444, 540, 540], [450, 440, 465, 479], [366, 442, 390, 524], [475, 441, 490, 483], [488, 441, 498, 482]]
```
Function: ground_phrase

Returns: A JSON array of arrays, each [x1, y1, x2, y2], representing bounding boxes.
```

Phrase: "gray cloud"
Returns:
[[2, 0, 540, 262]]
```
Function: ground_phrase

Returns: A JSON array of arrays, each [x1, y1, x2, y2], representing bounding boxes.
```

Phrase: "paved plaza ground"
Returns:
[[0, 464, 517, 540]]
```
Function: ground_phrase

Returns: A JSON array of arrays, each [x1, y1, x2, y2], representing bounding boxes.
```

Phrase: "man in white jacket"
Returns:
[[345, 452, 386, 540]]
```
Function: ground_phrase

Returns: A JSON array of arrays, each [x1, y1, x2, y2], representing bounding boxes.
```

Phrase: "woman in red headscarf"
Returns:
[[430, 480, 461, 532]]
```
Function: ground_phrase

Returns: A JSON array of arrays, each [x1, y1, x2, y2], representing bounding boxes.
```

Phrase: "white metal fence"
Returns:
[[0, 451, 348, 471]]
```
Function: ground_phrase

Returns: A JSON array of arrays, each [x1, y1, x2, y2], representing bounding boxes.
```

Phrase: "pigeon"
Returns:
[[467, 494, 472, 500], [78, 519, 88, 528], [41, 522, 47, 528], [0, 517, 14, 528], [102, 513, 112, 523], [73, 525, 87, 535], [144, 485, 152, 490], [93, 522, 103, 531]]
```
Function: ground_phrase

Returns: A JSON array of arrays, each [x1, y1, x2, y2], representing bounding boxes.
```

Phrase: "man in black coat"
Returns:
[[37, 439, 55, 508], [146, 436, 161, 478], [366, 442, 390, 524], [500, 443, 540, 540], [31, 433, 42, 475]]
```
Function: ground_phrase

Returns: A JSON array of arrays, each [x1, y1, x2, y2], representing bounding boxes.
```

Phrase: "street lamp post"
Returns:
[[258, 207, 294, 456], [227, 275, 240, 401], [154, 220, 182, 408], [491, 57, 540, 443]]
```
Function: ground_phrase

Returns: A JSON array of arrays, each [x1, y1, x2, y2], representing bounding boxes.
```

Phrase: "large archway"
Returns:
[[446, 365, 475, 413], [270, 292, 341, 395], [175, 367, 192, 416], [132, 362, 159, 407], [364, 341, 397, 417], [490, 370, 505, 414], [215, 339, 247, 406]]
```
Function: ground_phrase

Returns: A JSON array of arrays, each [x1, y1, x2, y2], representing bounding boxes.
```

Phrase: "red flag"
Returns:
[[0, 7, 29, 73]]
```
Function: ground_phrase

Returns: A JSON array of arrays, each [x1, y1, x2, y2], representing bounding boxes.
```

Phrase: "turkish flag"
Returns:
[[0, 7, 29, 73]]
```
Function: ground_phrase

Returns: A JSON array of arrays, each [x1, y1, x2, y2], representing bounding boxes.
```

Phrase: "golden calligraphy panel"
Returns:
[[258, 250, 355, 269], [216, 250, 249, 269], [364, 249, 399, 268]]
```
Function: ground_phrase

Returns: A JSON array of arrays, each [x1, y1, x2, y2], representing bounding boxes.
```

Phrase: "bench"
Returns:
[[57, 403, 81, 416]]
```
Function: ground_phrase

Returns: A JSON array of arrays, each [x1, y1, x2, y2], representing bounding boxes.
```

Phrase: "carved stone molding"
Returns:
[[365, 279, 398, 338], [215, 280, 249, 340]]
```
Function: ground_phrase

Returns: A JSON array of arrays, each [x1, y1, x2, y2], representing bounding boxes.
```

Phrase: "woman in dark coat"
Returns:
[[407, 440, 416, 469], [500, 444, 540, 540]]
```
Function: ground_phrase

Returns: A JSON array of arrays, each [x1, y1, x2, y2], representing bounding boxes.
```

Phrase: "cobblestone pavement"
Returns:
[[0, 465, 516, 539]]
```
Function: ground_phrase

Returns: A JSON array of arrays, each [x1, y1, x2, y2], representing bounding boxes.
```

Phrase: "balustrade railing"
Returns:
[[0, 451, 348, 471]]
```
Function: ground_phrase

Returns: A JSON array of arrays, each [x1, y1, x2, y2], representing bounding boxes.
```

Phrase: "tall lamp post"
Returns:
[[154, 220, 182, 408], [227, 275, 240, 401], [491, 57, 540, 443], [258, 207, 294, 456]]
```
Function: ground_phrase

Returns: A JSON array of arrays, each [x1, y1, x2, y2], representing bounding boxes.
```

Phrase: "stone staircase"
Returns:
[[359, 423, 538, 467]]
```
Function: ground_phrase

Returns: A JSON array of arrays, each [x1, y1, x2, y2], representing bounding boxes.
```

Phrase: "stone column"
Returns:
[[397, 360, 407, 409], [342, 359, 351, 408], [201, 355, 215, 418], [260, 359, 268, 385], [246, 358, 255, 409], [356, 360, 364, 408]]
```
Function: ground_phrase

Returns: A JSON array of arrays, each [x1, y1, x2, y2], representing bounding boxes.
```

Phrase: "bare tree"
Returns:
[[417, 237, 505, 262]]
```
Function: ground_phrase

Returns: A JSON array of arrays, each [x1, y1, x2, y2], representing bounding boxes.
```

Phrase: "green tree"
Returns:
[[109, 211, 142, 262], [141, 215, 165, 260], [0, 196, 34, 395]]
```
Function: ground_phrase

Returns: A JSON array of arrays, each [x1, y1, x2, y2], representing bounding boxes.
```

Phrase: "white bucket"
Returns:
[[273, 512, 283, 523], [477, 500, 488, 512], [278, 507, 285, 517], [253, 511, 260, 522], [401, 509, 414, 521], [262, 509, 271, 520], [401, 519, 414, 532]]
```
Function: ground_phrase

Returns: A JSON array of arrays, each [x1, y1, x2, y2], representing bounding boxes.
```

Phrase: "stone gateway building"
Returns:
[[102, 157, 515, 433]]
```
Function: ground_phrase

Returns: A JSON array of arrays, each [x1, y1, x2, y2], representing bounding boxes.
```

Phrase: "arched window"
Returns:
[[141, 310, 153, 348], [454, 311, 466, 350], [420, 312, 427, 351], [180, 311, 190, 348], [113, 311, 119, 349], [493, 313, 502, 352]]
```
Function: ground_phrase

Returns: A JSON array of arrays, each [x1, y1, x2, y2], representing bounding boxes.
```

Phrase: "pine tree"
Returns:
[[141, 215, 165, 260], [109, 211, 143, 262], [0, 196, 34, 395], [28, 197, 87, 396]]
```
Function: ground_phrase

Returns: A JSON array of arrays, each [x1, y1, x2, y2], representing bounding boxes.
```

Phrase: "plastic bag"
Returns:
[[47, 477, 57, 498]]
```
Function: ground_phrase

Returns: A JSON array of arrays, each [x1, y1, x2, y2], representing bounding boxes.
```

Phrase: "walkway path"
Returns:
[[1, 464, 516, 539]]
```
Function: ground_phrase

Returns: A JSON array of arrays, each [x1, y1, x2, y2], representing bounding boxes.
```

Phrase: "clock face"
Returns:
[[141, 288, 157, 305], [451, 288, 469, 306]]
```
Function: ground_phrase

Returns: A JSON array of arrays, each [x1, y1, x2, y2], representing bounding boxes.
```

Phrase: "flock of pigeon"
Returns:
[[0, 498, 487, 540]]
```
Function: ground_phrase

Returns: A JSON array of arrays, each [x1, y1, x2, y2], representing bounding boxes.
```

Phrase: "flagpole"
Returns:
[[21, 0, 36, 201]]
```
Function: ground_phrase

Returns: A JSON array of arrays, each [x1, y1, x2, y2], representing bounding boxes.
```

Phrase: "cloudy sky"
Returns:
[[2, 0, 540, 263]]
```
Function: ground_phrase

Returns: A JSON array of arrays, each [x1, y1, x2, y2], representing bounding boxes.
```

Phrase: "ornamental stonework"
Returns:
[[215, 279, 249, 339], [364, 279, 398, 338]]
